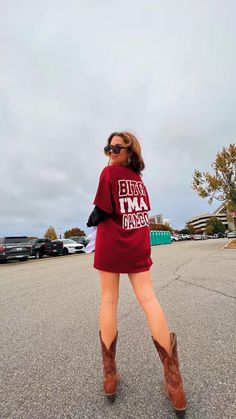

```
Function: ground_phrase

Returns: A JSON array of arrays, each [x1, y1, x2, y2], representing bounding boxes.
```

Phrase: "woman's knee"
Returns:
[[129, 272, 156, 307], [136, 291, 156, 307], [99, 270, 119, 306], [100, 293, 119, 306]]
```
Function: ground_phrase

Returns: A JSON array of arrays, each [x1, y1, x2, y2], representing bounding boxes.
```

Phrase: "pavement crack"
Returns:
[[173, 257, 192, 274], [155, 258, 193, 294], [175, 277, 236, 300], [157, 256, 236, 301], [156, 278, 177, 293]]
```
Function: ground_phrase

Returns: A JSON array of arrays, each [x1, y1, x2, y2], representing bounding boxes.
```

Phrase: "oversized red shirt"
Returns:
[[93, 164, 152, 273]]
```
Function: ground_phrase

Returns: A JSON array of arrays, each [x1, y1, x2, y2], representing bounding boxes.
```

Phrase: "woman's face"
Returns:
[[109, 136, 130, 166]]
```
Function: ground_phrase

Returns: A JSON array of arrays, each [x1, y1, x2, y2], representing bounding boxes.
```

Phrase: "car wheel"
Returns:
[[63, 248, 69, 255], [35, 250, 42, 259], [19, 257, 28, 262]]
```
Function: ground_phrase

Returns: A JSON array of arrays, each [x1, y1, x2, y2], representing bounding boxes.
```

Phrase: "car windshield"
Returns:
[[4, 237, 29, 243], [63, 239, 76, 244]]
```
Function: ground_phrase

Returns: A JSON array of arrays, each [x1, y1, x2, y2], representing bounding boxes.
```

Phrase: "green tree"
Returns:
[[205, 225, 214, 235], [186, 224, 196, 234], [192, 144, 236, 227], [64, 227, 86, 238], [205, 217, 226, 235], [149, 223, 172, 232], [44, 226, 58, 240]]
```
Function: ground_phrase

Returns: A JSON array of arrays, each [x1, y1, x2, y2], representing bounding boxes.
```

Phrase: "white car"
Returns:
[[193, 234, 203, 240], [58, 239, 85, 255], [227, 232, 236, 239]]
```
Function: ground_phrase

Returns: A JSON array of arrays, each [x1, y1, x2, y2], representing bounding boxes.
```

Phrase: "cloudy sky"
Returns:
[[1, 0, 236, 237]]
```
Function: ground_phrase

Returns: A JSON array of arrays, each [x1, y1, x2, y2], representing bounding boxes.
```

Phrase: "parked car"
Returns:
[[171, 235, 179, 242], [213, 233, 226, 239], [217, 232, 227, 238], [227, 231, 236, 239], [70, 235, 89, 247], [0, 236, 32, 263], [57, 239, 85, 255], [31, 239, 64, 259], [193, 234, 203, 240]]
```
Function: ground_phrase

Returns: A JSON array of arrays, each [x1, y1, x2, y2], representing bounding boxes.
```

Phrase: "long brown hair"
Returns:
[[105, 131, 145, 175]]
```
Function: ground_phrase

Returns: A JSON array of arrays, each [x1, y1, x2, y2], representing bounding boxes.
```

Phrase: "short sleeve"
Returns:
[[145, 187, 151, 211], [93, 167, 114, 214]]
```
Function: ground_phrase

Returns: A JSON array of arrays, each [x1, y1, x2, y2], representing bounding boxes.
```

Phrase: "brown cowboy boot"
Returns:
[[99, 331, 120, 398], [152, 332, 187, 412]]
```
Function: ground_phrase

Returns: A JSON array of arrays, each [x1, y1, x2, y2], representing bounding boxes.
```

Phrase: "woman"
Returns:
[[87, 132, 186, 413]]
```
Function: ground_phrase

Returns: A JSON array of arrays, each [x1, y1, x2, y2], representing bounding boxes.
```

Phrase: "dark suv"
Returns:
[[0, 236, 32, 263], [31, 239, 64, 259]]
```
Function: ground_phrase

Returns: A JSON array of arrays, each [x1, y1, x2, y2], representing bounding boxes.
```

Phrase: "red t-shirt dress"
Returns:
[[93, 164, 153, 273]]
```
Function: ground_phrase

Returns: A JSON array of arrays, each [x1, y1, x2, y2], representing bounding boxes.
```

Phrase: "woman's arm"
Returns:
[[87, 205, 109, 227]]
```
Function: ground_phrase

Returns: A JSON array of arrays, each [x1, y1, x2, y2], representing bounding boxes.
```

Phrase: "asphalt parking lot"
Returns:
[[0, 239, 235, 419]]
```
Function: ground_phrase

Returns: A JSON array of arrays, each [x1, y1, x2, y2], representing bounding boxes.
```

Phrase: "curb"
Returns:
[[221, 239, 236, 250]]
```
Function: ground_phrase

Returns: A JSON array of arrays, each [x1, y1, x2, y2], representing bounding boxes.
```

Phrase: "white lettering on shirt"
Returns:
[[117, 179, 149, 229], [122, 212, 149, 229], [118, 180, 146, 197]]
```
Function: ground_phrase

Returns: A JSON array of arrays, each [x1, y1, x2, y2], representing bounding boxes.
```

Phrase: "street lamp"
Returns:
[[59, 227, 63, 239]]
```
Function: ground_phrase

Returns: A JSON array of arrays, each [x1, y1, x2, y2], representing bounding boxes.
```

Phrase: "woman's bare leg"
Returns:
[[99, 270, 120, 349], [128, 271, 171, 356]]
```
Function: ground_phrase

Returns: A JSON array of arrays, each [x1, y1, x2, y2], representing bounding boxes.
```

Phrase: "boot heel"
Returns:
[[105, 373, 120, 398], [106, 394, 116, 403]]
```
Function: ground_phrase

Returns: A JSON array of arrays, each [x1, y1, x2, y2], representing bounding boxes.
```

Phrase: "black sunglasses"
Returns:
[[104, 144, 128, 154]]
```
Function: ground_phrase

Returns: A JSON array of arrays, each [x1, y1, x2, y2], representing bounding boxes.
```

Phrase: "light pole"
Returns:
[[59, 227, 62, 239]]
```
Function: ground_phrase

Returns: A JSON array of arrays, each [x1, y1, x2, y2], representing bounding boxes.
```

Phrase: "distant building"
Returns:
[[187, 203, 234, 231], [149, 214, 171, 226], [149, 214, 163, 224]]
